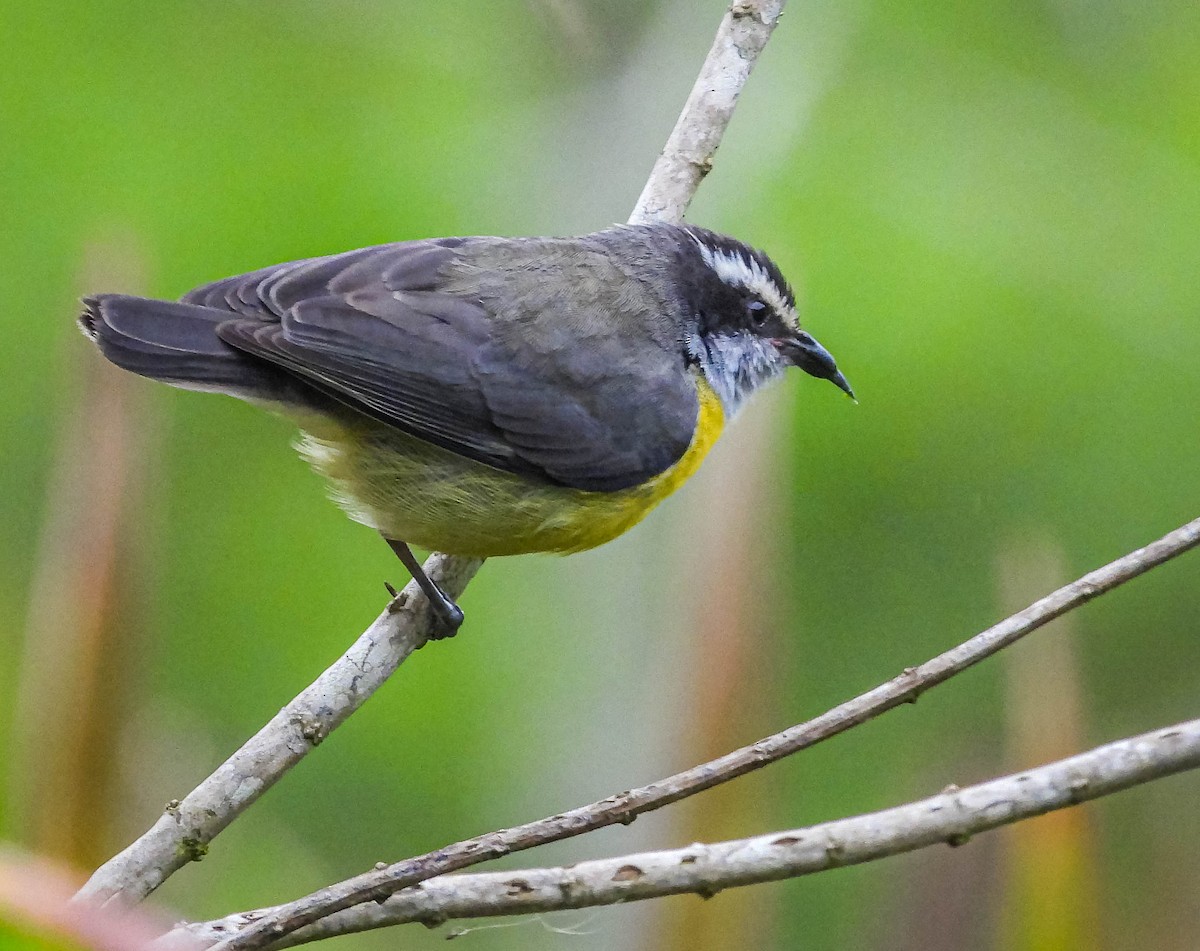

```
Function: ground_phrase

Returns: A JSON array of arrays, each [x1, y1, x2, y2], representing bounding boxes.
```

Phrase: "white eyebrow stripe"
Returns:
[[691, 236, 796, 326]]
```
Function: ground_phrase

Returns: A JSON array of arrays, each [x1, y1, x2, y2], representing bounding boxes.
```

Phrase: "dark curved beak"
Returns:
[[777, 331, 855, 400]]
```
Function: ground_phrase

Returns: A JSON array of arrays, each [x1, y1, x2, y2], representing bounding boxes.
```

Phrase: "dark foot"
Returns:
[[384, 538, 464, 639], [428, 600, 465, 640]]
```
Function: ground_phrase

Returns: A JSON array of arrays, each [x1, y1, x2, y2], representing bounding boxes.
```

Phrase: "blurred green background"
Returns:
[[2, 0, 1199, 948]]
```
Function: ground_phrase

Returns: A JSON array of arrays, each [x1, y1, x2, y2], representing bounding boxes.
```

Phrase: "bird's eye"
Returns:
[[747, 298, 768, 327]]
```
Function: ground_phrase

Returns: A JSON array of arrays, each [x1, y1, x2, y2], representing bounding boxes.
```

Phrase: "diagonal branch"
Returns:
[[630, 0, 787, 225], [77, 0, 790, 912], [186, 719, 1200, 945], [74, 555, 484, 905], [201, 516, 1200, 949]]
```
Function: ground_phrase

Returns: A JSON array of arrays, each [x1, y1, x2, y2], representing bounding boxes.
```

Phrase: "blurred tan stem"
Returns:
[[996, 535, 1099, 951], [13, 236, 154, 871], [661, 388, 789, 951]]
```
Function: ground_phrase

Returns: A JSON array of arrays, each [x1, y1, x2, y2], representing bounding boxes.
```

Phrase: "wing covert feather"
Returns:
[[194, 237, 697, 492]]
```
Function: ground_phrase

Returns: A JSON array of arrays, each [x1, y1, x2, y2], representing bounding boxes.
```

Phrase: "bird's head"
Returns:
[[675, 226, 853, 415]]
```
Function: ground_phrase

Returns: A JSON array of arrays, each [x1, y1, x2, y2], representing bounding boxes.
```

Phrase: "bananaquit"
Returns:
[[79, 223, 853, 635]]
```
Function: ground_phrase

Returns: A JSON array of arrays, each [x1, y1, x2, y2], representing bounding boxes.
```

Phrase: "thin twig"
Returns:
[[75, 555, 483, 905], [202, 516, 1200, 949], [79, 0, 790, 913], [629, 0, 788, 224], [185, 719, 1200, 946]]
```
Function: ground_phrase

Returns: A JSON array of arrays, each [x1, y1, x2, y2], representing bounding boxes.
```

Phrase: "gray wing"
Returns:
[[191, 239, 698, 493]]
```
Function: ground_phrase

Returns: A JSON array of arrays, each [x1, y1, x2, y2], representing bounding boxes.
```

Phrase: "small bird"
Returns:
[[79, 223, 852, 635]]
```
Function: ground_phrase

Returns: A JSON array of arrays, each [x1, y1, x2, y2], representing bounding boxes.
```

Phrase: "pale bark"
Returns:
[[198, 516, 1200, 949], [76, 555, 483, 904], [184, 720, 1200, 946]]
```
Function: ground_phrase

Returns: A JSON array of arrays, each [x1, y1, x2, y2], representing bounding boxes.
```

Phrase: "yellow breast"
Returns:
[[290, 375, 727, 557]]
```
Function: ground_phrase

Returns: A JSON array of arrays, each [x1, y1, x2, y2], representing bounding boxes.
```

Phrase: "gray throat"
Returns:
[[686, 327, 786, 417]]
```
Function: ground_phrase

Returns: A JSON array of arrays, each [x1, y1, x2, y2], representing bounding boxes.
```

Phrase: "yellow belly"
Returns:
[[288, 379, 726, 557]]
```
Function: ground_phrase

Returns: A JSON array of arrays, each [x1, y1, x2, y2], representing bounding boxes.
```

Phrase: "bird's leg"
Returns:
[[384, 538, 465, 638]]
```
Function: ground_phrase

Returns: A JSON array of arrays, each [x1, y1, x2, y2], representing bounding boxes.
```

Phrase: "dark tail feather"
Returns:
[[79, 295, 288, 400]]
